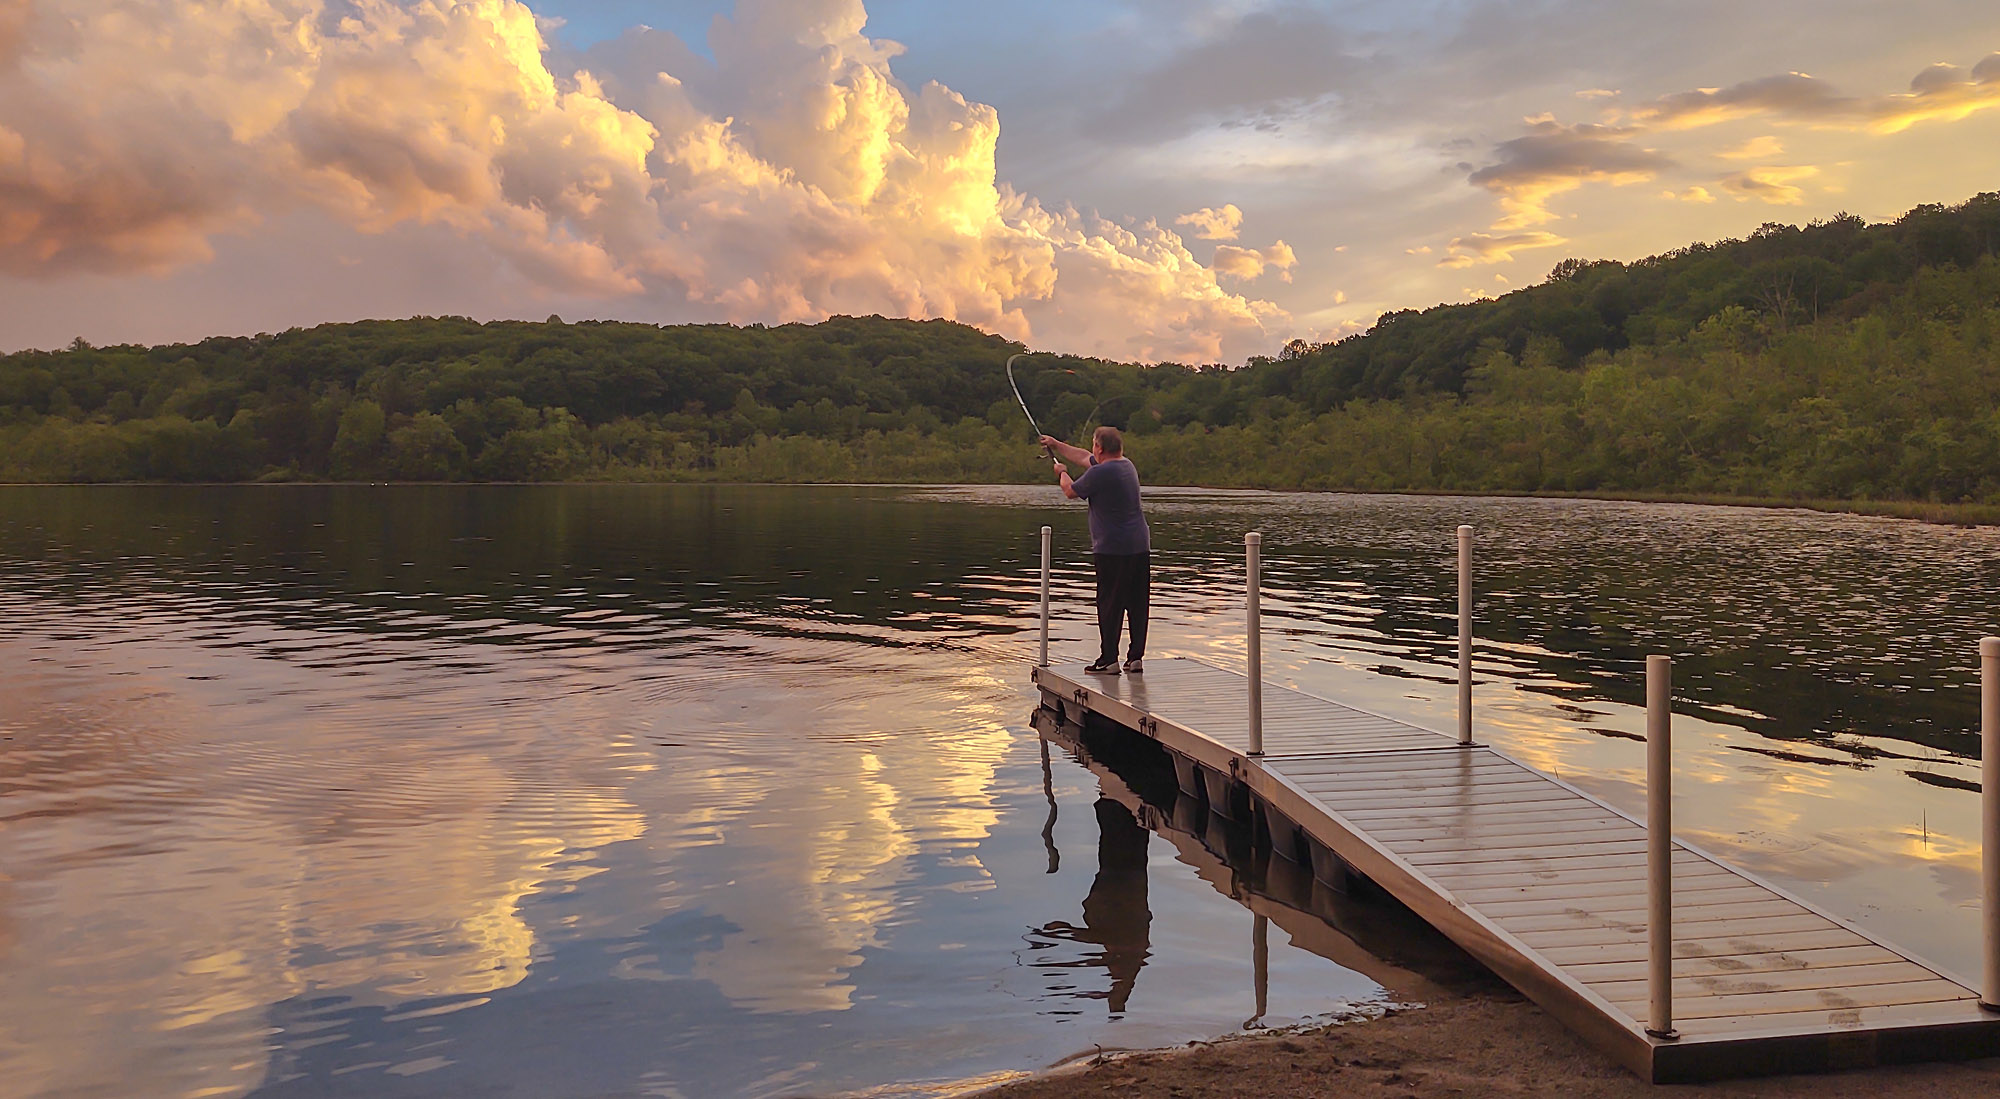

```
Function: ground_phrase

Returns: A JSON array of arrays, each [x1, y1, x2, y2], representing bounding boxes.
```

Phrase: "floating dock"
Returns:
[[1031, 655, 2000, 1082]]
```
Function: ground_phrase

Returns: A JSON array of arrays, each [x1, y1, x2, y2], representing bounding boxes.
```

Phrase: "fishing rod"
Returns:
[[1006, 352, 1050, 457], [1008, 353, 1086, 459]]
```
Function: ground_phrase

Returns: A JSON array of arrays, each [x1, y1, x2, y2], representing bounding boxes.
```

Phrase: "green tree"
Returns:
[[385, 412, 468, 481], [330, 399, 387, 480], [477, 408, 584, 480]]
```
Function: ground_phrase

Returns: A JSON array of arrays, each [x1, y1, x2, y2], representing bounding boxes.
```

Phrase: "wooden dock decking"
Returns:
[[1031, 656, 2000, 1082]]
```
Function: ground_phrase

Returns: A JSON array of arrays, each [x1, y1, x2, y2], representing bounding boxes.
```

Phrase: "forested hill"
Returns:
[[3, 192, 1999, 506], [1269, 193, 2000, 407]]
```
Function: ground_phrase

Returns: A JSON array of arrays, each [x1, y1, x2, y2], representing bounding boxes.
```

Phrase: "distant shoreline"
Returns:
[[3, 479, 1996, 527]]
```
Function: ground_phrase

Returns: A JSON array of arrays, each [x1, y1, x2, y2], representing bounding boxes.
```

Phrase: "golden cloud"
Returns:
[[1212, 239, 1296, 282], [1718, 135, 1784, 160], [1621, 52, 2000, 136], [1719, 164, 1820, 205], [1439, 230, 1567, 268], [1871, 53, 2000, 133], [1445, 50, 1997, 253], [1175, 203, 1244, 241], [0, 0, 1288, 363], [1465, 122, 1671, 228], [1627, 71, 1853, 131]]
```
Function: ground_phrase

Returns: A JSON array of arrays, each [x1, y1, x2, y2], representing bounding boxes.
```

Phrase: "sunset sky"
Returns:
[[2, 0, 1997, 363]]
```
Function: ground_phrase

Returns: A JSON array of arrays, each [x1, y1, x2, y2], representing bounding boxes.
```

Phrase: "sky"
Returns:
[[1, 0, 1997, 364]]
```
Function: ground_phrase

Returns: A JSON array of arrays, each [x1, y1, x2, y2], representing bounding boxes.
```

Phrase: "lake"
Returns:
[[1, 484, 1994, 1098]]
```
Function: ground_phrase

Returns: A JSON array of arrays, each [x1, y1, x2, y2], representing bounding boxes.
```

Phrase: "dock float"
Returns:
[[1025, 527, 2000, 1082]]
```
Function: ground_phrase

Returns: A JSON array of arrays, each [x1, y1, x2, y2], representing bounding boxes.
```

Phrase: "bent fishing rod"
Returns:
[[1006, 352, 1046, 455]]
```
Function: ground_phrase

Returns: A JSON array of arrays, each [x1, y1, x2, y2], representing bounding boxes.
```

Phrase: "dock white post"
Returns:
[[1982, 637, 2000, 1011], [1458, 524, 1473, 746], [1038, 526, 1052, 668], [1646, 654, 1677, 1039], [1247, 531, 1264, 757]]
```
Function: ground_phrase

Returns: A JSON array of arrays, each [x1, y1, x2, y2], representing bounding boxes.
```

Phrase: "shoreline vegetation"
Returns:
[[5, 193, 2000, 523]]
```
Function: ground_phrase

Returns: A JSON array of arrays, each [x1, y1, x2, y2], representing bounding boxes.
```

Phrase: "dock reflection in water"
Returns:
[[1030, 706, 1484, 1027]]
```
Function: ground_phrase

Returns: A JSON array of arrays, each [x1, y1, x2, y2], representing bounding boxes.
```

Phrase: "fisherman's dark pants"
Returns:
[[1093, 552, 1150, 665]]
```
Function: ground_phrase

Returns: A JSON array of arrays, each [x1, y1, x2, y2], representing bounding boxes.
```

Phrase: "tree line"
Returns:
[[2, 193, 1998, 507]]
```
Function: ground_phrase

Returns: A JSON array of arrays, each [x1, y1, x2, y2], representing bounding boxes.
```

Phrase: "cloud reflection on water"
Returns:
[[0, 596, 1029, 1097], [2, 483, 1998, 1097]]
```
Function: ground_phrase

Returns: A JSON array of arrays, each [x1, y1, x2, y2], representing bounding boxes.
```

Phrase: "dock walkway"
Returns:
[[1031, 656, 2000, 1082]]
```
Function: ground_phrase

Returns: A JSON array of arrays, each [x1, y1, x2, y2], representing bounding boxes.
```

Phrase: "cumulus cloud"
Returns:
[[1211, 239, 1295, 282], [1439, 230, 1567, 268], [1661, 185, 1717, 203], [1719, 164, 1820, 205], [1176, 203, 1243, 241], [1465, 122, 1673, 228], [0, 0, 1289, 362]]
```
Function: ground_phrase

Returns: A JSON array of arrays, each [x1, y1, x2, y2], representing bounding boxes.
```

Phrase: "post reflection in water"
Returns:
[[1250, 913, 1271, 1031], [1041, 737, 1061, 874]]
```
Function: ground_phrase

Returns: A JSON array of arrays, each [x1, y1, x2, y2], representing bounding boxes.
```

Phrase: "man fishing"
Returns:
[[1044, 427, 1150, 675]]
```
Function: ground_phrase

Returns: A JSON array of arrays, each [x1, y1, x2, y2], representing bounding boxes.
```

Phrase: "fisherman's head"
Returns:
[[1092, 426, 1123, 460]]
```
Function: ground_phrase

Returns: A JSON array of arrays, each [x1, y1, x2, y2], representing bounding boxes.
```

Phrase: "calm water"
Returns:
[[2, 484, 1996, 1098]]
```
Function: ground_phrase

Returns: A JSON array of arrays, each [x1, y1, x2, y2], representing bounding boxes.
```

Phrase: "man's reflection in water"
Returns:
[[1033, 797, 1152, 1014]]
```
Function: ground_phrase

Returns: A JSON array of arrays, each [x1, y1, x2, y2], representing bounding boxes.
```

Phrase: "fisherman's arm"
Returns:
[[1040, 436, 1091, 466], [1056, 460, 1082, 499]]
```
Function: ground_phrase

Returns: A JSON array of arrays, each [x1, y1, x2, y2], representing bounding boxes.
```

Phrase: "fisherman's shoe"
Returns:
[[1122, 659, 1143, 674], [1084, 659, 1121, 675]]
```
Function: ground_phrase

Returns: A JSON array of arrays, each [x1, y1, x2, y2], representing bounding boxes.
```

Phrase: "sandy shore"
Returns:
[[977, 979, 2000, 1098]]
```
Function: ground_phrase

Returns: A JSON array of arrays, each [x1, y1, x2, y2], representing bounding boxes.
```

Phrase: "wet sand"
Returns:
[[979, 979, 2000, 1098]]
